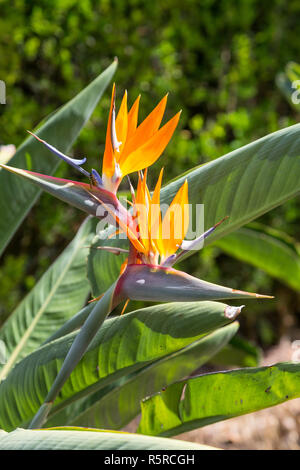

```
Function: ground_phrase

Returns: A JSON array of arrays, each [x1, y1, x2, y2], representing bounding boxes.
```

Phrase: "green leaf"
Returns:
[[0, 217, 97, 381], [0, 60, 117, 256], [43, 303, 94, 345], [138, 362, 300, 437], [215, 223, 300, 291], [0, 427, 216, 450], [0, 300, 240, 431], [162, 123, 300, 248], [69, 322, 239, 430]]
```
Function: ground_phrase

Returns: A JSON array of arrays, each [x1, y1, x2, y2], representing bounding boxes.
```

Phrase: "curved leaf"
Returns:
[[69, 322, 239, 430], [138, 362, 300, 437], [162, 124, 300, 249], [0, 217, 97, 381], [210, 335, 261, 368], [216, 223, 300, 291], [0, 60, 117, 255], [0, 300, 240, 431], [0, 427, 214, 450], [276, 61, 300, 110]]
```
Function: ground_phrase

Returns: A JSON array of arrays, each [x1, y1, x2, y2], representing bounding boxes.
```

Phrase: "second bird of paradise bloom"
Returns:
[[27, 84, 181, 195]]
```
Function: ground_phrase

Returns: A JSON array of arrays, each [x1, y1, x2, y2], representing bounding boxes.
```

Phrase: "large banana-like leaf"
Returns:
[[0, 60, 117, 256], [0, 427, 216, 450], [138, 362, 300, 437], [215, 223, 300, 291], [0, 300, 241, 431], [0, 217, 97, 381], [68, 322, 239, 430], [87, 123, 300, 295]]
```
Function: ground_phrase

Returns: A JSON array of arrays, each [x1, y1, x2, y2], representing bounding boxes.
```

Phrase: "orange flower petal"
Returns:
[[119, 111, 181, 177], [150, 168, 164, 256], [120, 94, 169, 165], [102, 84, 116, 178], [135, 172, 150, 253], [161, 179, 189, 259], [127, 95, 141, 141]]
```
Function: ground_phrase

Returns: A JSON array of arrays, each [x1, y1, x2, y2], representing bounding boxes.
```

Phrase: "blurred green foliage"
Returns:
[[0, 0, 300, 345]]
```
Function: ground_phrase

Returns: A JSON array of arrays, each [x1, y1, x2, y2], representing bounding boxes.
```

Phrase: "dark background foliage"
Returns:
[[0, 0, 299, 347]]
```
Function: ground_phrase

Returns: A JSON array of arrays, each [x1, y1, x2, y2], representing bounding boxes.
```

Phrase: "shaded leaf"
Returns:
[[216, 223, 300, 291], [0, 217, 97, 381], [210, 335, 261, 368]]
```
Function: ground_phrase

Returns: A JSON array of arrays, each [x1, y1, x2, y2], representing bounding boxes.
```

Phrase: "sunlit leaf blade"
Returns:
[[215, 223, 300, 291], [0, 427, 216, 450], [138, 362, 300, 437], [68, 322, 239, 430], [0, 217, 97, 381], [162, 123, 300, 249], [0, 301, 239, 431], [120, 264, 272, 302], [0, 60, 117, 256]]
